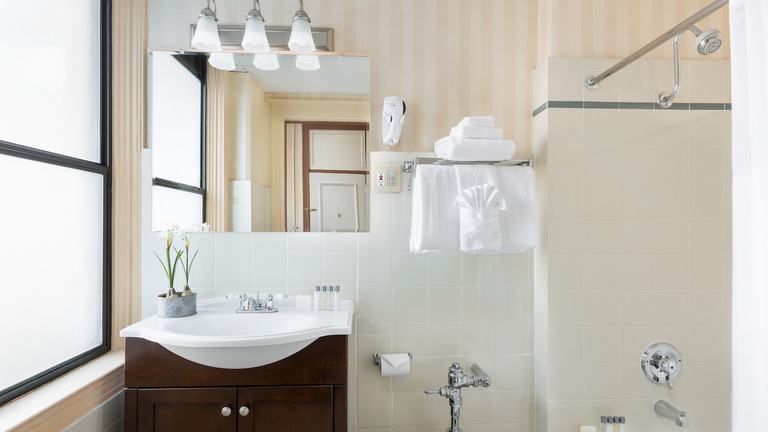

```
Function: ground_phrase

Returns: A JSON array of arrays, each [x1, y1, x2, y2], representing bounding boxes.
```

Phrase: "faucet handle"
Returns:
[[424, 387, 448, 398]]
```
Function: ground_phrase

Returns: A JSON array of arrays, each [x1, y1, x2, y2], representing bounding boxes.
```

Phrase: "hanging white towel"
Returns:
[[434, 136, 516, 161], [450, 125, 504, 140], [458, 116, 496, 128], [409, 164, 461, 253], [454, 184, 507, 252], [410, 163, 536, 253]]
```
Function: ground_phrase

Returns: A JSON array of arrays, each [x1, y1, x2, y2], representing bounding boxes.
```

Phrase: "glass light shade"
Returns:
[[288, 18, 315, 53], [242, 17, 270, 52], [191, 14, 222, 52], [208, 52, 236, 70], [253, 54, 280, 71], [295, 55, 320, 71]]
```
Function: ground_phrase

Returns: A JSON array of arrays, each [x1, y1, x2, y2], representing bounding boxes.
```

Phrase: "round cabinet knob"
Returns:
[[221, 407, 232, 417], [239, 406, 250, 416]]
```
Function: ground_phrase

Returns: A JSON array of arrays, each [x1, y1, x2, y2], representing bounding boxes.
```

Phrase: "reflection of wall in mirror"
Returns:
[[205, 66, 370, 232]]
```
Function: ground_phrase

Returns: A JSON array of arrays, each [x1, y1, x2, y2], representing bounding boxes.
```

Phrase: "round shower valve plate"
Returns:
[[640, 342, 683, 389]]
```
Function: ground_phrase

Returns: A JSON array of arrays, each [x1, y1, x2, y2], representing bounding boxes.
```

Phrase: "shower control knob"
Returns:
[[239, 406, 250, 416], [221, 407, 232, 417], [640, 342, 683, 389]]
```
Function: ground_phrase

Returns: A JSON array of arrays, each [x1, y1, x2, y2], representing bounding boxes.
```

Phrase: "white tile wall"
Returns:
[[140, 151, 535, 432], [534, 59, 731, 432]]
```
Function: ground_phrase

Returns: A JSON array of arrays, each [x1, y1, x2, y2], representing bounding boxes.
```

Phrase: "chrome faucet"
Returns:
[[425, 363, 492, 432], [236, 292, 277, 313], [654, 399, 689, 428]]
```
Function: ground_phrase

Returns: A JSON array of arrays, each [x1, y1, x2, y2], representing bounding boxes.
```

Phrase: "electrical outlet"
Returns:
[[377, 169, 386, 186], [371, 164, 401, 192]]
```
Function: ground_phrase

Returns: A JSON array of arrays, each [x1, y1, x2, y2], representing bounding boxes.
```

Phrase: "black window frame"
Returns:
[[151, 53, 208, 226], [0, 0, 112, 407]]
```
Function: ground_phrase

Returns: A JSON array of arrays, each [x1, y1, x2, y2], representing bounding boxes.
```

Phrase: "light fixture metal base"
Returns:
[[190, 24, 333, 52]]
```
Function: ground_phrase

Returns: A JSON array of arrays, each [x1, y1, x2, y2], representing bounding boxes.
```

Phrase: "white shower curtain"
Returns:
[[731, 0, 768, 430]]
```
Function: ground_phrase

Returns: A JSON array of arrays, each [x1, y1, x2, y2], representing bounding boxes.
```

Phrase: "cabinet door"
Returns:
[[137, 387, 237, 432], [237, 386, 333, 432]]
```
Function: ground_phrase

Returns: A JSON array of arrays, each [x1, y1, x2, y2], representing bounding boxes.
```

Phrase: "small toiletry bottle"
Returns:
[[313, 285, 321, 311], [619, 416, 626, 432], [321, 285, 328, 310], [328, 285, 339, 311], [606, 416, 613, 432], [600, 416, 607, 432]]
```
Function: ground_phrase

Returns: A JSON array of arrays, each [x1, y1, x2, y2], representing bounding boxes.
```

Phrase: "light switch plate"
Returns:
[[371, 163, 401, 192]]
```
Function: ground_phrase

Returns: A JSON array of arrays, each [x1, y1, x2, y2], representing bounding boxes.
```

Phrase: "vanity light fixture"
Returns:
[[242, 0, 270, 53], [288, 0, 316, 54], [191, 0, 222, 52], [253, 54, 280, 71], [295, 54, 320, 71], [208, 52, 235, 70]]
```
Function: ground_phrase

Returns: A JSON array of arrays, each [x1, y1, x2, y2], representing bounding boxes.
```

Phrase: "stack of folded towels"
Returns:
[[434, 116, 516, 161], [410, 116, 536, 254]]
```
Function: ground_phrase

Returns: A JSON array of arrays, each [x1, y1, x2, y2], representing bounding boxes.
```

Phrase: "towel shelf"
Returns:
[[402, 154, 534, 192]]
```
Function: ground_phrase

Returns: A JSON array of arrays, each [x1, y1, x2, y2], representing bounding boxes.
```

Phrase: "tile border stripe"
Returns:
[[532, 100, 732, 117]]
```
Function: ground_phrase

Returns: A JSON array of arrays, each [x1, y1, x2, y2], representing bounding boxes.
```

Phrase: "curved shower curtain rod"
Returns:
[[584, 0, 729, 91]]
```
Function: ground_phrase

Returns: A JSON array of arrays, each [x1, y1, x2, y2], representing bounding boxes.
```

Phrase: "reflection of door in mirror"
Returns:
[[285, 123, 369, 232]]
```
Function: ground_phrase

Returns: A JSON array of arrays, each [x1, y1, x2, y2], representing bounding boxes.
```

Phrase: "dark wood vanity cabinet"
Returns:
[[124, 336, 347, 432]]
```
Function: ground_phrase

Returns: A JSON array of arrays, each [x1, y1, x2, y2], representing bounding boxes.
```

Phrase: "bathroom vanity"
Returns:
[[120, 296, 354, 432], [123, 335, 347, 432]]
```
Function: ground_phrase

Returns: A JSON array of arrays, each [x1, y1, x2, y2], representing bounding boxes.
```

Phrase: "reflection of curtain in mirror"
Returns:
[[205, 66, 233, 231], [206, 66, 270, 232]]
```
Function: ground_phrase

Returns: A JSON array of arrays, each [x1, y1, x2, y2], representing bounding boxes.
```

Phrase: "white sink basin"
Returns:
[[120, 296, 354, 369]]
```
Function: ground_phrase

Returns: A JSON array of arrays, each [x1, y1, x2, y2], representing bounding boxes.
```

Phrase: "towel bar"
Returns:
[[402, 154, 534, 192]]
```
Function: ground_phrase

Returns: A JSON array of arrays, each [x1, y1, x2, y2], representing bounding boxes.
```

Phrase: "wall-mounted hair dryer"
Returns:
[[382, 96, 406, 146]]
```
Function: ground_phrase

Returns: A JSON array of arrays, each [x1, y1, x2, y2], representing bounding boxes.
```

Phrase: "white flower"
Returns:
[[159, 223, 182, 247], [192, 222, 212, 232]]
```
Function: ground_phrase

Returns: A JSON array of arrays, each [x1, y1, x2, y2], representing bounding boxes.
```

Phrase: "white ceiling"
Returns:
[[233, 54, 370, 96]]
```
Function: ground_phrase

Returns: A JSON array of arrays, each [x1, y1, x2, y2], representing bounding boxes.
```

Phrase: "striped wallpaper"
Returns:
[[149, 0, 731, 154], [540, 0, 731, 62]]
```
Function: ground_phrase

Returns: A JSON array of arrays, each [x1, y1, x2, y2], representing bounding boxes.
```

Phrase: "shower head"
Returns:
[[689, 25, 723, 55]]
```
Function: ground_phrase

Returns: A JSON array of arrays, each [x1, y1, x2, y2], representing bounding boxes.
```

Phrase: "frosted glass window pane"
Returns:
[[152, 53, 202, 186], [0, 0, 101, 162], [0, 156, 104, 391], [152, 187, 203, 232]]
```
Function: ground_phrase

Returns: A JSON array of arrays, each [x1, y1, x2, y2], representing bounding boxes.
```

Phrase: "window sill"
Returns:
[[0, 351, 125, 432]]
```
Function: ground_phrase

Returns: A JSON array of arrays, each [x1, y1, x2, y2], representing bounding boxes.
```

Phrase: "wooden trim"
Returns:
[[302, 126, 310, 230], [124, 389, 137, 432], [9, 367, 124, 432], [333, 385, 347, 432]]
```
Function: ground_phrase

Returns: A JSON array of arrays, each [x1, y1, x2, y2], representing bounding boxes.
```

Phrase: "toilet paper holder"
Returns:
[[373, 352, 413, 366]]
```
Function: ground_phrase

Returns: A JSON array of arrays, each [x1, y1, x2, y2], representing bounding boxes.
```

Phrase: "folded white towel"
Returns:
[[434, 136, 516, 161], [458, 116, 495, 128], [410, 164, 537, 253], [450, 125, 504, 139], [454, 185, 507, 252]]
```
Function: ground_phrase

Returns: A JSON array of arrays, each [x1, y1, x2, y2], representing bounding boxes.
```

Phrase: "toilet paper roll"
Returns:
[[380, 353, 411, 377]]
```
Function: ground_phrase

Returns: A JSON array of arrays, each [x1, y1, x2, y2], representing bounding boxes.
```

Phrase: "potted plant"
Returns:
[[154, 223, 209, 318]]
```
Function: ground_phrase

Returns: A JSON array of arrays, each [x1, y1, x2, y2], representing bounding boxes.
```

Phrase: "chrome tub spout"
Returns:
[[654, 399, 689, 428]]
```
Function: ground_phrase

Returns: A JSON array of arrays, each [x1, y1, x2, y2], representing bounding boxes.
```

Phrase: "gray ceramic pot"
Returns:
[[157, 292, 197, 318]]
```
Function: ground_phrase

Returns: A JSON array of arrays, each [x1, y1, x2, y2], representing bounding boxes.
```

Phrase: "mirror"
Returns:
[[149, 51, 370, 233]]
